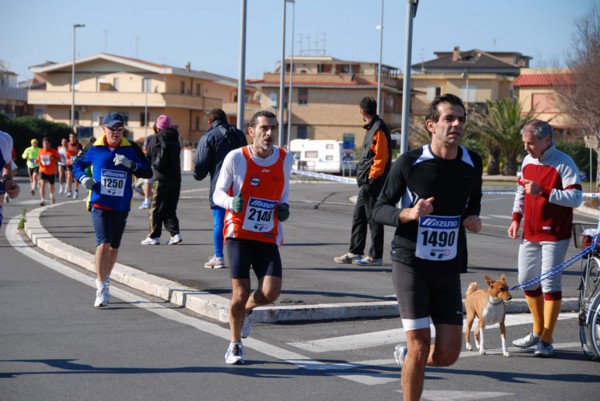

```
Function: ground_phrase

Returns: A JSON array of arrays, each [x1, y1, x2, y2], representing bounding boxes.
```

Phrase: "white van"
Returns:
[[290, 139, 356, 175]]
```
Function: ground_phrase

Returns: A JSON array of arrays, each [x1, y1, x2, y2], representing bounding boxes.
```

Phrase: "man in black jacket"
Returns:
[[141, 114, 183, 245], [193, 108, 247, 268], [334, 96, 391, 266]]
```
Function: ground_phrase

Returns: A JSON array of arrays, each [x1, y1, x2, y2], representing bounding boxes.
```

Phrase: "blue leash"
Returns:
[[509, 234, 600, 291]]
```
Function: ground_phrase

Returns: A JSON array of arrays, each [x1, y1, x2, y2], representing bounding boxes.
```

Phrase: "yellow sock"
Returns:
[[541, 299, 561, 343], [525, 294, 544, 335]]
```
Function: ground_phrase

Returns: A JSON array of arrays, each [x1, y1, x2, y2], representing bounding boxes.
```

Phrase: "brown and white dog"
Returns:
[[464, 274, 512, 357]]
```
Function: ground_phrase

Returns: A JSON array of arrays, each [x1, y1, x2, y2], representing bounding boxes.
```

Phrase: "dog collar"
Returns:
[[487, 296, 503, 305]]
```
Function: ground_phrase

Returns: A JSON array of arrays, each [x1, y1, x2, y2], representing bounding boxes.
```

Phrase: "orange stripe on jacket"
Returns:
[[369, 129, 389, 180]]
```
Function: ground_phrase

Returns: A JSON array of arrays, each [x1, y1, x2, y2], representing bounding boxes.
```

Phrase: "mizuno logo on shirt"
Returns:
[[420, 218, 460, 228]]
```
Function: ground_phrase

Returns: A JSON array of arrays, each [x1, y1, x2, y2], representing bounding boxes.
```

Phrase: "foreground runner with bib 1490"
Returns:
[[373, 94, 483, 401]]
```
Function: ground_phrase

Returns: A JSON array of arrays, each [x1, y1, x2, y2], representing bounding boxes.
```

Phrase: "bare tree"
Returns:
[[554, 4, 600, 187]]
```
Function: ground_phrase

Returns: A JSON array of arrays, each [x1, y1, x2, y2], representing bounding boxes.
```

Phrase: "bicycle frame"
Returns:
[[573, 222, 600, 361]]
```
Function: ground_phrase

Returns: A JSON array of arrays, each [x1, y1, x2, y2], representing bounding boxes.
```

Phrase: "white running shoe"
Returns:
[[167, 233, 182, 245], [138, 200, 151, 209], [393, 344, 408, 369], [225, 341, 244, 365], [94, 280, 110, 307], [512, 332, 540, 348], [333, 252, 363, 264], [73, 191, 79, 199], [66, 191, 72, 198], [141, 237, 160, 245], [204, 256, 224, 269], [355, 256, 383, 266], [241, 311, 253, 339], [534, 341, 555, 358]]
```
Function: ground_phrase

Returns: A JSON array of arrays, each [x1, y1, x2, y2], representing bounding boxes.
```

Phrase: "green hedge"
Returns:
[[0, 114, 72, 168], [556, 140, 597, 182]]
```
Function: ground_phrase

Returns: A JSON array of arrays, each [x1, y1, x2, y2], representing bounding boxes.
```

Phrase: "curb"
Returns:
[[24, 204, 580, 323]]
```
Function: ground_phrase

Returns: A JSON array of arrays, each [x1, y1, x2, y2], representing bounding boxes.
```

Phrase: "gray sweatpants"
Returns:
[[517, 239, 570, 293]]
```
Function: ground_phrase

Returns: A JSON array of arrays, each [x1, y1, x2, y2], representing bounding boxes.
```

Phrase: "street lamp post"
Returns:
[[237, 0, 247, 131], [144, 77, 149, 138], [400, 0, 418, 155], [376, 0, 384, 116], [70, 23, 85, 131], [286, 0, 295, 150], [461, 71, 469, 111], [278, 0, 288, 147]]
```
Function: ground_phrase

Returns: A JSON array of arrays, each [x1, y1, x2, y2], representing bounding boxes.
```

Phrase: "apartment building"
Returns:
[[0, 62, 28, 117], [410, 46, 531, 115], [27, 53, 254, 144], [248, 56, 405, 148], [513, 68, 578, 137]]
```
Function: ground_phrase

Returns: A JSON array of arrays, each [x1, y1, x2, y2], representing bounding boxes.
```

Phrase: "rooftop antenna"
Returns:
[[297, 33, 302, 55]]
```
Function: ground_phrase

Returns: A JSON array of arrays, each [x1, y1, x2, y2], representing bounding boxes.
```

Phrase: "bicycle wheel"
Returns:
[[582, 257, 600, 303], [580, 291, 600, 361], [579, 257, 600, 360]]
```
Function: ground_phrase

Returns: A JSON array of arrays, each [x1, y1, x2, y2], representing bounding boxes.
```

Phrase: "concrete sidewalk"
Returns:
[[22, 177, 586, 324]]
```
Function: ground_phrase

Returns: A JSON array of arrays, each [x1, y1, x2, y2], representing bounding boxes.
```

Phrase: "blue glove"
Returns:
[[232, 194, 244, 213], [276, 203, 290, 222]]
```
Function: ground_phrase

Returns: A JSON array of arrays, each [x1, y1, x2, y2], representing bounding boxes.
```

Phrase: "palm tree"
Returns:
[[473, 98, 537, 176]]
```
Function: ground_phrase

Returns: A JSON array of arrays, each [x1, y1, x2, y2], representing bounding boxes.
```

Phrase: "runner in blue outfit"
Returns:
[[73, 112, 152, 307], [0, 130, 20, 228]]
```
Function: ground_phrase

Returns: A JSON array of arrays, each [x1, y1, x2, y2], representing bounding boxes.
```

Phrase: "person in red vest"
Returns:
[[36, 137, 61, 206], [65, 133, 83, 198], [213, 110, 293, 365]]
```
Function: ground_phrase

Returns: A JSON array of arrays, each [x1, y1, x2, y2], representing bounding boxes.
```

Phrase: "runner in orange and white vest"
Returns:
[[213, 110, 293, 366], [65, 132, 83, 199]]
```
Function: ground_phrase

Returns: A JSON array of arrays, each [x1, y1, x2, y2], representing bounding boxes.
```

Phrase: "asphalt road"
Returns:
[[1, 174, 600, 400]]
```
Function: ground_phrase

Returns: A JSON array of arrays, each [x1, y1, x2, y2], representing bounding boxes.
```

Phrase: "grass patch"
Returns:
[[17, 207, 26, 230]]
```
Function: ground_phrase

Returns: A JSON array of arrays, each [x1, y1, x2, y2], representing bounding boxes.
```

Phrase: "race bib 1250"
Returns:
[[100, 169, 127, 197]]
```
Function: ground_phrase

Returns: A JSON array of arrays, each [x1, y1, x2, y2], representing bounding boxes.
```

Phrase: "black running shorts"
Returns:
[[226, 238, 282, 280], [392, 261, 464, 329]]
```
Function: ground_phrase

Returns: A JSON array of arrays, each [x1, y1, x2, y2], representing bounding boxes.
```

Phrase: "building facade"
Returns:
[[0, 62, 28, 117], [27, 53, 255, 144], [248, 56, 405, 149], [410, 46, 531, 115], [513, 68, 578, 137]]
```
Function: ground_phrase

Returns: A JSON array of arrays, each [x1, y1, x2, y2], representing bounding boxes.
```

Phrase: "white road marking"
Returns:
[[5, 217, 394, 386], [289, 313, 578, 353], [488, 214, 513, 220], [418, 390, 513, 400]]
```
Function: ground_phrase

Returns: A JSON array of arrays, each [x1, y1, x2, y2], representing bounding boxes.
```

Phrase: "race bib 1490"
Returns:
[[415, 215, 460, 261]]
